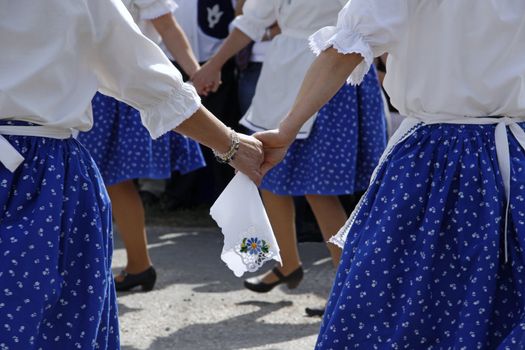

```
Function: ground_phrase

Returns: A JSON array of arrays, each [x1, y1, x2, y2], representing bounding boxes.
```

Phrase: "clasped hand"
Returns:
[[191, 65, 295, 184], [230, 128, 294, 186], [191, 61, 221, 96]]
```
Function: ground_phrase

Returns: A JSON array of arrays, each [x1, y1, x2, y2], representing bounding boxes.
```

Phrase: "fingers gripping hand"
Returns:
[[230, 134, 264, 185], [253, 130, 293, 176], [191, 63, 222, 96]]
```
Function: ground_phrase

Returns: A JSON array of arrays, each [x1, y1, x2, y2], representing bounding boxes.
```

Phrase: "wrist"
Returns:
[[278, 121, 299, 145], [213, 126, 232, 154], [186, 64, 200, 79], [206, 57, 224, 72], [213, 128, 240, 164]]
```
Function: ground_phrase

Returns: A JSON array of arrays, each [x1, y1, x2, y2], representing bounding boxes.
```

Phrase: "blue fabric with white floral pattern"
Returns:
[[78, 92, 206, 186], [0, 121, 119, 349], [260, 68, 386, 196], [316, 122, 525, 349]]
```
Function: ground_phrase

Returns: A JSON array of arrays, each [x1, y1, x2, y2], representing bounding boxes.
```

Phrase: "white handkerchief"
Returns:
[[210, 173, 281, 277]]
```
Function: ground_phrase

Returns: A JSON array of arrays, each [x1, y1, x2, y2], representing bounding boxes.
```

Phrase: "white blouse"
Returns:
[[124, 0, 179, 46], [0, 0, 200, 140], [310, 0, 525, 120], [234, 0, 346, 138], [313, 0, 525, 255]]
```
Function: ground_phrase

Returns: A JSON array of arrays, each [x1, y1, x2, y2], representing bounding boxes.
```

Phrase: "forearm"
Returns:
[[206, 28, 253, 70], [152, 14, 200, 77], [176, 106, 264, 184], [175, 106, 231, 153], [235, 0, 246, 15], [280, 49, 363, 137]]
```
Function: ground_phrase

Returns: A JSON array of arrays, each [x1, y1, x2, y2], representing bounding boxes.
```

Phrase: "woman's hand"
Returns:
[[229, 133, 265, 185], [253, 127, 296, 176], [191, 62, 222, 96]]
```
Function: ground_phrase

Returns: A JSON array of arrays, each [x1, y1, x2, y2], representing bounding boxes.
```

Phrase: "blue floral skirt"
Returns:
[[77, 92, 206, 186], [316, 123, 525, 349], [260, 68, 386, 196], [0, 124, 119, 349]]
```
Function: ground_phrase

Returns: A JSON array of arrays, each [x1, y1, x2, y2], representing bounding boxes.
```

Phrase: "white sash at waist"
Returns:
[[335, 115, 525, 263], [0, 125, 75, 172]]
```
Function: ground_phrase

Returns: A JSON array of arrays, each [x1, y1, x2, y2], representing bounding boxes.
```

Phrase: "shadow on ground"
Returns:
[[114, 227, 334, 299], [122, 301, 321, 350], [114, 227, 334, 349]]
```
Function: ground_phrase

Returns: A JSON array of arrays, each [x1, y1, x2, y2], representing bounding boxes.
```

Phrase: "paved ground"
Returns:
[[113, 226, 336, 350]]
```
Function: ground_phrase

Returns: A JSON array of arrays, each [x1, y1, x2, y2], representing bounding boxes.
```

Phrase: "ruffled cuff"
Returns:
[[139, 0, 178, 20], [232, 15, 266, 42], [140, 82, 201, 139], [309, 26, 374, 85]]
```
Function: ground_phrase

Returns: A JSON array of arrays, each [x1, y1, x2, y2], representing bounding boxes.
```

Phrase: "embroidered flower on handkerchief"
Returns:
[[231, 226, 278, 273], [240, 237, 270, 255]]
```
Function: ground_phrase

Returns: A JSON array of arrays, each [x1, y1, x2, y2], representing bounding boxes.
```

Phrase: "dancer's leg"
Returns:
[[258, 190, 301, 283], [305, 195, 346, 267], [108, 180, 152, 278]]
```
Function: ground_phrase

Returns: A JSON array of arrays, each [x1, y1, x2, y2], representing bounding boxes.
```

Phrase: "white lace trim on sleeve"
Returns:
[[309, 26, 374, 86], [140, 82, 201, 139]]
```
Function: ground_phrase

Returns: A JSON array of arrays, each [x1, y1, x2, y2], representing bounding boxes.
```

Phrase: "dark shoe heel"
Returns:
[[287, 278, 302, 289], [141, 278, 156, 292], [244, 266, 303, 293], [285, 267, 304, 289], [115, 266, 157, 292]]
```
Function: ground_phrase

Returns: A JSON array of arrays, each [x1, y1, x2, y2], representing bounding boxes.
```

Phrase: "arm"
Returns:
[[87, 0, 263, 183], [255, 49, 363, 175], [191, 28, 253, 95], [253, 0, 408, 174], [151, 13, 200, 77], [136, 71, 263, 183], [202, 28, 253, 73], [176, 107, 263, 183], [235, 0, 246, 16], [281, 49, 362, 136], [192, 0, 276, 95]]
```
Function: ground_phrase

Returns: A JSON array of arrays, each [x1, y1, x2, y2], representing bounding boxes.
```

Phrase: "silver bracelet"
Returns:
[[213, 129, 240, 164]]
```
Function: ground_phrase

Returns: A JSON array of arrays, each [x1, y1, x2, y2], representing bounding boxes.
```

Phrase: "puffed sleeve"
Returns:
[[232, 0, 277, 41], [309, 0, 408, 85], [86, 0, 200, 139], [134, 0, 178, 20]]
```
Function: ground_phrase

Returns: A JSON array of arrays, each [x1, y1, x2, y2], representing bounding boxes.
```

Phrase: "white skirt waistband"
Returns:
[[0, 125, 76, 172], [333, 115, 525, 262], [388, 116, 525, 263]]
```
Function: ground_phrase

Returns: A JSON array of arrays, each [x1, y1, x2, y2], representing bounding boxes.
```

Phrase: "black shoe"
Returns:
[[305, 307, 325, 317], [244, 266, 303, 293], [115, 266, 157, 292]]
